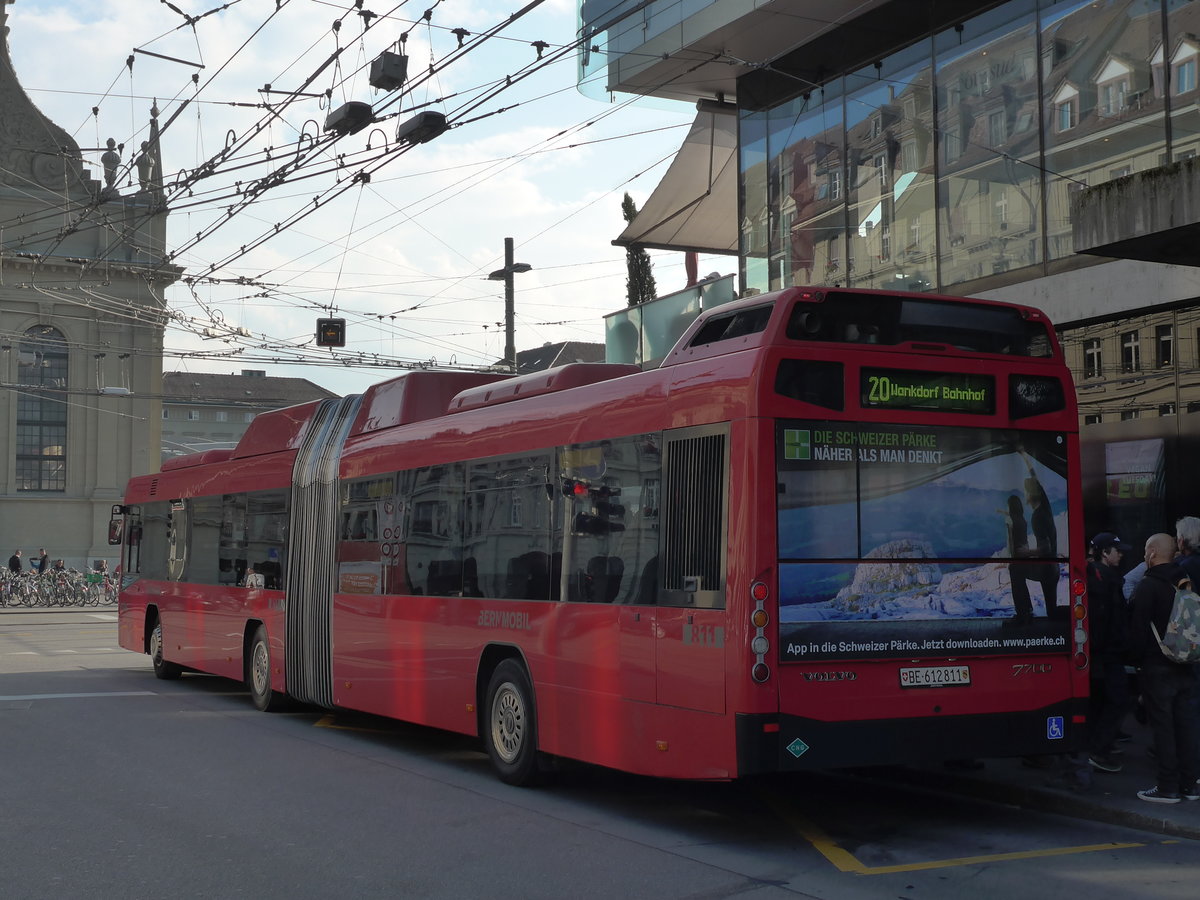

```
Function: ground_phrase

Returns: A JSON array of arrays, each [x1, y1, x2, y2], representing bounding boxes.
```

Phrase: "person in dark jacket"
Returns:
[[1086, 532, 1133, 773], [1129, 533, 1199, 804]]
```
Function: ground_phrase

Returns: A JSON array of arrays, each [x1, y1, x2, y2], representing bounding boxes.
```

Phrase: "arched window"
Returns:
[[16, 326, 68, 492]]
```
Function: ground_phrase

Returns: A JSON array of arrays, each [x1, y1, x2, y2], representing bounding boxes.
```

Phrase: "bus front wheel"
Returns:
[[150, 619, 182, 681], [484, 660, 540, 786]]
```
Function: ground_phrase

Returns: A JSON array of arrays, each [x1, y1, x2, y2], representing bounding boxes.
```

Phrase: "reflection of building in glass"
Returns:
[[333, 436, 663, 604], [161, 371, 337, 463], [582, 0, 1200, 531]]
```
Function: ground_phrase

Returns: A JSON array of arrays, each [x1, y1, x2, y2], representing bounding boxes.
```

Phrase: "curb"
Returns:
[[869, 764, 1200, 841], [0, 605, 118, 614]]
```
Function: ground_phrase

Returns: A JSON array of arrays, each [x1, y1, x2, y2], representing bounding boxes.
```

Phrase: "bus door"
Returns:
[[652, 425, 728, 714], [616, 575, 727, 715]]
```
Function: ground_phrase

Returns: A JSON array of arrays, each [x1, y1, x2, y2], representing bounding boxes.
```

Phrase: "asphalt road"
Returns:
[[2, 613, 1198, 899]]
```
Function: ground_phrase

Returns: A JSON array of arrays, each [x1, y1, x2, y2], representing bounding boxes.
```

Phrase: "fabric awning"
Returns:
[[614, 109, 738, 255]]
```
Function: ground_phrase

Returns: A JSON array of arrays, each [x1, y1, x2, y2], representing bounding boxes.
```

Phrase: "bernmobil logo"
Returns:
[[477, 610, 532, 630]]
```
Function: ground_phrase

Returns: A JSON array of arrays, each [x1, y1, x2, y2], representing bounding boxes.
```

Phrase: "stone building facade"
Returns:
[[0, 6, 180, 569]]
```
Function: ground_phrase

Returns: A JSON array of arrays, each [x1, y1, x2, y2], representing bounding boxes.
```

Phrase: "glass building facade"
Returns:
[[740, 0, 1200, 297]]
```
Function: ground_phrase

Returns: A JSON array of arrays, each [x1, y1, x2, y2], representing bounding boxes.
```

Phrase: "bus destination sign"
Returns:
[[860, 368, 994, 414]]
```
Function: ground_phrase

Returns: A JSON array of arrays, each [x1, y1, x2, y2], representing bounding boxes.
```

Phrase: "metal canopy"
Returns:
[[614, 109, 738, 256]]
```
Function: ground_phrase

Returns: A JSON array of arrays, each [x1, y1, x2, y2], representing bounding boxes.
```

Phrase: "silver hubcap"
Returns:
[[252, 641, 270, 697], [490, 682, 524, 764]]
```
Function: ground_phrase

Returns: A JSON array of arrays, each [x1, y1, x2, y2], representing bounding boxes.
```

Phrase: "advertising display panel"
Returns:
[[778, 420, 1070, 661]]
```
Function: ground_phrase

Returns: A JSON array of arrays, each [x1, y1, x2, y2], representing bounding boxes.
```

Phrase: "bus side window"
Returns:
[[558, 434, 661, 606]]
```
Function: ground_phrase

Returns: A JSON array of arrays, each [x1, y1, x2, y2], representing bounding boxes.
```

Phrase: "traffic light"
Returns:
[[316, 317, 345, 347]]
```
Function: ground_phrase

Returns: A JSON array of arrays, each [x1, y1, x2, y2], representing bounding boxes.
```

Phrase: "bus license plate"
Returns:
[[899, 665, 971, 688]]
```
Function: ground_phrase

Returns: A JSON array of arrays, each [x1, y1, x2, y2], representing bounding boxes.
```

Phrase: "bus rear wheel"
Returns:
[[150, 619, 182, 681], [484, 659, 540, 786], [248, 625, 285, 712]]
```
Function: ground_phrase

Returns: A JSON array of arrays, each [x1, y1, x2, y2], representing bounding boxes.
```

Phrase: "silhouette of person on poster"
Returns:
[[1003, 452, 1060, 625]]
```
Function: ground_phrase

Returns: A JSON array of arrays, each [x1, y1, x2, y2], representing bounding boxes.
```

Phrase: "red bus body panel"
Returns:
[[119, 287, 1086, 780]]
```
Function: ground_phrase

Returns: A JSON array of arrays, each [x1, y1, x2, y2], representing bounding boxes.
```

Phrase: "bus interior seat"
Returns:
[[256, 559, 280, 589], [506, 551, 549, 600], [845, 322, 879, 343], [462, 557, 481, 597], [633, 556, 658, 605], [581, 555, 624, 603], [550, 552, 562, 602], [427, 559, 462, 596]]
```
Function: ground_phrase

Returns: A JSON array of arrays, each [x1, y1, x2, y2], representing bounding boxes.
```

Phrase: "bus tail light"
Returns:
[[1070, 576, 1088, 669], [750, 576, 771, 683]]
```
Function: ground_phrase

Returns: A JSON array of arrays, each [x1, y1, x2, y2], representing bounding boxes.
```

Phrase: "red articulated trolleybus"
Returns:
[[115, 286, 1089, 784]]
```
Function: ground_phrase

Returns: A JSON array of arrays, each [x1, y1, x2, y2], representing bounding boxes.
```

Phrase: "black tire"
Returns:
[[484, 659, 541, 786], [150, 618, 182, 680], [247, 625, 285, 712]]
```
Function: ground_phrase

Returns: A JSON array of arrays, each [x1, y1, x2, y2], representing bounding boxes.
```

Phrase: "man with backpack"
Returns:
[[1128, 532, 1199, 803], [1086, 532, 1133, 774]]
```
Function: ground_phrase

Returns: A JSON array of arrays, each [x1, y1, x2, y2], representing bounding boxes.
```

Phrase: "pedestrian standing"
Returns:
[[1123, 559, 1147, 601], [1175, 515, 1200, 762], [1128, 533, 1200, 803], [1175, 516, 1200, 585], [8, 550, 22, 574], [35, 548, 49, 574], [1086, 532, 1134, 774]]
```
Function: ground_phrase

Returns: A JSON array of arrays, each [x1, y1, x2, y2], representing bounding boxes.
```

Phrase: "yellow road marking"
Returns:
[[762, 791, 1143, 874], [314, 714, 393, 734]]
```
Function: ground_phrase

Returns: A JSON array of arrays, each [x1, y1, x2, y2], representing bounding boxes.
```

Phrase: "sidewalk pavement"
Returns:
[[875, 720, 1200, 840]]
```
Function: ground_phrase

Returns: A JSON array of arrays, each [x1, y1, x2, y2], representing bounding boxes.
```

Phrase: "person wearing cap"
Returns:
[[1086, 531, 1134, 774]]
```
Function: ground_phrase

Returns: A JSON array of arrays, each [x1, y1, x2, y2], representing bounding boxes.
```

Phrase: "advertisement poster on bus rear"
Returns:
[[776, 421, 1071, 662]]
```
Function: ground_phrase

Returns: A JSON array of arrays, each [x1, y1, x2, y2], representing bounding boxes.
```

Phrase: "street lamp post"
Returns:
[[487, 237, 531, 373]]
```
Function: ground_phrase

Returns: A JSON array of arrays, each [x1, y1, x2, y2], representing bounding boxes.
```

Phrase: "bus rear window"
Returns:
[[775, 359, 844, 411], [785, 292, 1052, 357], [690, 304, 773, 346]]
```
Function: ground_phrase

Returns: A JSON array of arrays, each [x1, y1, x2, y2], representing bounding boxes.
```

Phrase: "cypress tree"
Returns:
[[621, 193, 657, 307]]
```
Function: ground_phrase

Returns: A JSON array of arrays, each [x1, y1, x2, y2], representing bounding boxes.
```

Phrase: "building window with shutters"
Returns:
[[1083, 338, 1103, 379], [1120, 330, 1140, 373], [1156, 324, 1173, 368], [1057, 99, 1075, 131], [15, 326, 68, 492]]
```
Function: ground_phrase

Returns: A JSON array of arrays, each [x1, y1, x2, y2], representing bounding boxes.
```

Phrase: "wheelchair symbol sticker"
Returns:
[[1046, 716, 1064, 740]]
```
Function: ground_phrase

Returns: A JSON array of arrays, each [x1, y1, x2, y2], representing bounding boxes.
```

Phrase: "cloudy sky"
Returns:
[[6, 0, 725, 395]]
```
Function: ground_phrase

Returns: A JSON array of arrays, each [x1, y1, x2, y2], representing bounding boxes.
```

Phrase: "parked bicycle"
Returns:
[[0, 568, 119, 607]]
